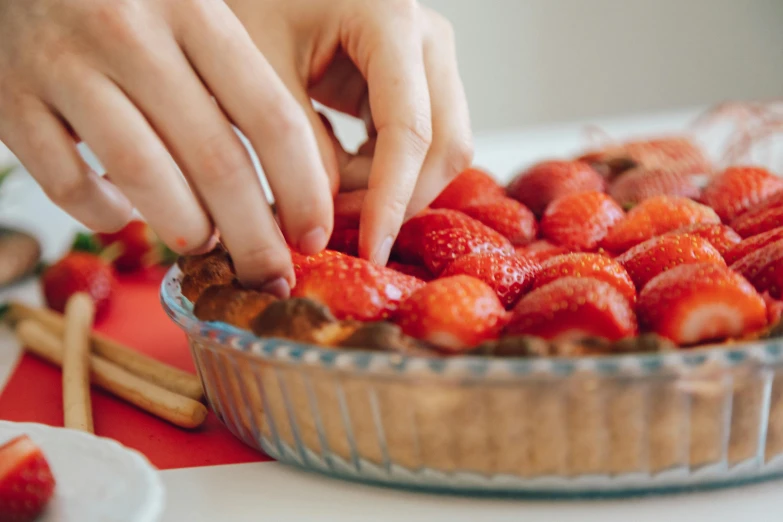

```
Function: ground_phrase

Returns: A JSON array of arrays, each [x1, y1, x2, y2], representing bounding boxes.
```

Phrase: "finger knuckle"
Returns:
[[85, 0, 147, 52], [45, 174, 91, 206], [236, 242, 292, 277], [386, 0, 419, 22], [262, 100, 308, 141], [397, 114, 433, 158], [193, 134, 252, 188]]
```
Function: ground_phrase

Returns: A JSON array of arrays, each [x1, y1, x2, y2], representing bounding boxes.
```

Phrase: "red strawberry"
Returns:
[[600, 196, 721, 254], [730, 239, 783, 299], [762, 291, 783, 325], [440, 252, 539, 308], [41, 251, 117, 321], [506, 160, 605, 216], [541, 191, 624, 251], [395, 275, 508, 352], [700, 166, 783, 223], [387, 261, 434, 281], [393, 209, 496, 264], [326, 227, 359, 256], [95, 220, 175, 272], [0, 435, 56, 522], [506, 277, 637, 341], [533, 253, 637, 304], [617, 233, 725, 289], [514, 240, 569, 263], [290, 249, 347, 281], [430, 167, 505, 210], [608, 167, 700, 207], [292, 256, 424, 321], [731, 204, 783, 238], [637, 263, 767, 345], [421, 227, 514, 274], [667, 223, 742, 258], [724, 227, 783, 265], [461, 197, 537, 245], [737, 190, 783, 222]]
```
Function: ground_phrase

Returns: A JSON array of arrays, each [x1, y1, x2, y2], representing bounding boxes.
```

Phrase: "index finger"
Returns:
[[346, 2, 432, 265]]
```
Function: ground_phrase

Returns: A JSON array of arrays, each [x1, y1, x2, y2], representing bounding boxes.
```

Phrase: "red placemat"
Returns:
[[0, 269, 272, 470]]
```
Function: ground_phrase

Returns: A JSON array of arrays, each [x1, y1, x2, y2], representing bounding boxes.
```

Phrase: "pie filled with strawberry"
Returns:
[[178, 136, 783, 358]]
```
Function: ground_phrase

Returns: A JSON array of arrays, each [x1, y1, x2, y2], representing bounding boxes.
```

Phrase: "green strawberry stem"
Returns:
[[71, 232, 103, 254]]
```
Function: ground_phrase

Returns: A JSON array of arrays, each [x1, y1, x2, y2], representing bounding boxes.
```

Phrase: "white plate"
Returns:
[[0, 421, 165, 522]]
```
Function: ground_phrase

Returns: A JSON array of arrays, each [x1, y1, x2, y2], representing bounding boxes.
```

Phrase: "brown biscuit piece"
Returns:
[[470, 335, 555, 357], [177, 243, 231, 275], [612, 333, 678, 354], [338, 322, 435, 355], [251, 298, 344, 345], [180, 253, 235, 303], [193, 284, 277, 330]]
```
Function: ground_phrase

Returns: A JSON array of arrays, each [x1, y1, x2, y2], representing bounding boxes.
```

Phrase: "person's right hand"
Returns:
[[0, 0, 333, 297]]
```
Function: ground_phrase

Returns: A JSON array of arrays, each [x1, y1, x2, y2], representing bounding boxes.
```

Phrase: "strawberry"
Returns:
[[731, 204, 783, 238], [430, 167, 505, 210], [41, 251, 117, 321], [290, 249, 348, 281], [667, 223, 742, 258], [326, 227, 359, 256], [440, 252, 539, 308], [506, 160, 605, 216], [700, 166, 783, 223], [0, 435, 56, 522], [387, 261, 434, 281], [730, 238, 783, 299], [763, 291, 783, 325], [94, 220, 176, 272], [392, 209, 496, 264], [540, 191, 624, 251], [737, 190, 783, 222], [608, 167, 700, 207], [600, 196, 721, 254], [616, 233, 725, 289], [292, 256, 424, 321], [532, 253, 637, 304], [506, 277, 638, 341], [637, 263, 767, 345], [514, 240, 569, 263], [724, 227, 783, 265], [395, 275, 508, 352], [461, 197, 537, 245], [421, 227, 514, 274]]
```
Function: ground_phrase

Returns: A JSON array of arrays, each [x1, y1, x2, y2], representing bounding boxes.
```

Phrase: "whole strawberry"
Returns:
[[41, 251, 117, 321], [608, 167, 700, 207], [540, 191, 624, 251], [532, 253, 637, 304], [461, 197, 537, 245], [731, 204, 783, 238], [0, 435, 56, 522], [430, 167, 505, 210], [666, 223, 742, 258], [724, 227, 783, 265], [421, 227, 514, 274], [506, 160, 605, 217], [440, 252, 539, 308], [730, 238, 783, 299], [514, 240, 569, 263], [395, 275, 508, 352], [95, 219, 176, 272], [700, 166, 783, 223]]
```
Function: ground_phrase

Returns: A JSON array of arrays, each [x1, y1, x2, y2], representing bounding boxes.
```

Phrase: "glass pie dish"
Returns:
[[161, 265, 783, 496]]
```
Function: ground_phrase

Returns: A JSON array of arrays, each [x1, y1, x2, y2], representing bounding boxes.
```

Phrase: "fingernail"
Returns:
[[261, 277, 291, 299], [299, 227, 328, 255], [373, 236, 394, 266], [186, 232, 220, 256]]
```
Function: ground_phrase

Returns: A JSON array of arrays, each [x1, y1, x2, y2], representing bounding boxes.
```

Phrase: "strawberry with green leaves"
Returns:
[[700, 166, 783, 223], [532, 253, 637, 304], [0, 435, 56, 522], [440, 252, 539, 308], [506, 160, 605, 217], [637, 262, 767, 345], [94, 220, 177, 272], [430, 167, 505, 210], [540, 191, 624, 251], [395, 275, 508, 352]]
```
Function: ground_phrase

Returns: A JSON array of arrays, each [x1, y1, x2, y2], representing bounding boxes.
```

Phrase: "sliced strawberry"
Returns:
[[440, 252, 539, 308], [667, 223, 742, 258], [392, 208, 496, 264], [731, 204, 783, 238], [737, 190, 783, 222], [600, 195, 721, 254], [41, 251, 117, 321], [540, 191, 624, 251], [387, 261, 434, 281], [730, 238, 783, 299], [292, 256, 424, 321], [395, 275, 508, 352], [637, 262, 767, 345], [461, 197, 537, 245], [0, 435, 56, 522], [290, 249, 348, 281], [608, 167, 700, 207], [430, 167, 505, 210], [506, 160, 605, 216], [421, 227, 514, 275], [326, 227, 359, 256], [617, 233, 725, 290], [506, 277, 637, 341], [532, 253, 637, 304], [763, 291, 783, 325], [724, 227, 783, 265], [514, 240, 570, 263], [700, 166, 783, 223]]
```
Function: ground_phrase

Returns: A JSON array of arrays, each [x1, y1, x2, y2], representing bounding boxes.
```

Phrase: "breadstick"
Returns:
[[62, 294, 95, 433], [16, 320, 208, 429], [7, 301, 203, 400]]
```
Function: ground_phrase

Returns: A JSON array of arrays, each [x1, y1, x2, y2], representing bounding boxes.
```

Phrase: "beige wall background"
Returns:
[[419, 0, 783, 133]]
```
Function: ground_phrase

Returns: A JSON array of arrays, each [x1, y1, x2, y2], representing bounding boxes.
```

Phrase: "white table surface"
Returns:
[[2, 105, 783, 522]]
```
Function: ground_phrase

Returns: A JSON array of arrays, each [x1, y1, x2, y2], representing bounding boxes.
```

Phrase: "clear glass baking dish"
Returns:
[[161, 265, 783, 496]]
